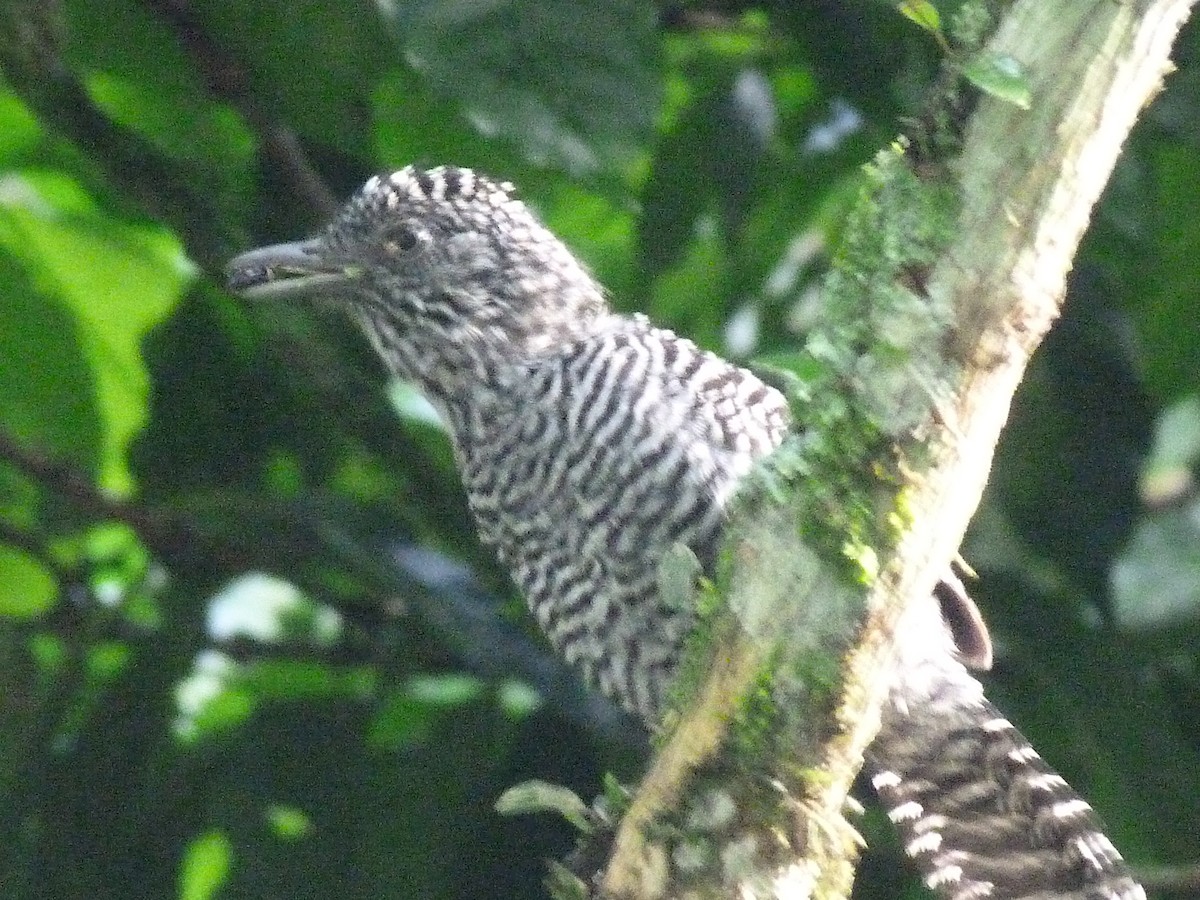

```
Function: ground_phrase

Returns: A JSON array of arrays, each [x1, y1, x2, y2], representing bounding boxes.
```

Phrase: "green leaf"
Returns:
[[495, 779, 592, 832], [1141, 394, 1200, 503], [368, 689, 432, 749], [1112, 495, 1200, 631], [545, 863, 591, 900], [897, 1, 942, 36], [179, 830, 232, 900], [0, 89, 42, 162], [174, 652, 256, 742], [266, 804, 313, 841], [406, 672, 483, 706], [368, 675, 487, 749], [0, 249, 102, 475], [28, 633, 68, 675], [497, 680, 542, 721], [86, 641, 131, 681], [85, 72, 254, 184], [0, 544, 58, 618], [964, 52, 1032, 109], [0, 172, 192, 493]]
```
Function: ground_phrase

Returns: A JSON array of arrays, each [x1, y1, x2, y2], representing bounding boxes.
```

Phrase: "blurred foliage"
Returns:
[[1, 1, 1198, 898]]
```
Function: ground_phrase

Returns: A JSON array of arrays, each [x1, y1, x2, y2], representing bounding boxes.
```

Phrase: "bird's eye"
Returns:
[[384, 223, 421, 254]]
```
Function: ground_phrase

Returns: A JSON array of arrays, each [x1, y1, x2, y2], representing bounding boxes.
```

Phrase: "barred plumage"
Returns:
[[873, 591, 1145, 900], [227, 165, 1144, 900]]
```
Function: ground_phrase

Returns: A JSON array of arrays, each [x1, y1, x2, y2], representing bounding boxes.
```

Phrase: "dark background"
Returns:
[[0, 1, 1197, 897]]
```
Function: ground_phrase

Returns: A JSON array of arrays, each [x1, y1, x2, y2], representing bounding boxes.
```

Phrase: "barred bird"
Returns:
[[227, 166, 1144, 900]]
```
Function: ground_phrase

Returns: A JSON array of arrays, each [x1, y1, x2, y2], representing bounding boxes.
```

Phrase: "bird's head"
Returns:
[[227, 166, 608, 386]]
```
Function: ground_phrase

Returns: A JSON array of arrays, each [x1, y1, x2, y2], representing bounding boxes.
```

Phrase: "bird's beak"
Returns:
[[225, 238, 362, 301]]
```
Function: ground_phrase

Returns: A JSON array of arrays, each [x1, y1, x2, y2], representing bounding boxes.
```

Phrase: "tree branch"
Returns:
[[595, 0, 1195, 897], [140, 0, 339, 219]]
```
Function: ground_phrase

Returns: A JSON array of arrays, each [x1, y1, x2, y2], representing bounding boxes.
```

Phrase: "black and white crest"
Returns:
[[333, 165, 529, 239]]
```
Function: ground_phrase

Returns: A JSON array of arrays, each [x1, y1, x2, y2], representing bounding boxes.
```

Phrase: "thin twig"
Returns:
[[0, 431, 192, 554], [0, 519, 63, 576]]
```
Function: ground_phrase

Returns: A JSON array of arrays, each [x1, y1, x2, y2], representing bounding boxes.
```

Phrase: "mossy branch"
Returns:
[[594, 1, 1194, 898]]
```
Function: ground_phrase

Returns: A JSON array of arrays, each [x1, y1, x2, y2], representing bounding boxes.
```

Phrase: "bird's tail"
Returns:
[[866, 595, 1145, 900]]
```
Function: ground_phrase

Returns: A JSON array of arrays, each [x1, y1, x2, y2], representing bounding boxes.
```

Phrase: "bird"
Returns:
[[227, 165, 1145, 900]]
